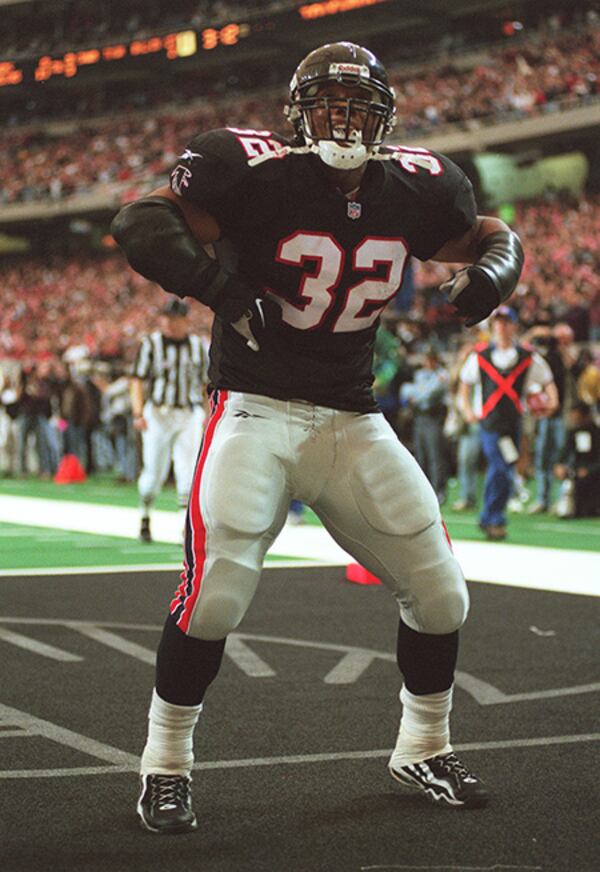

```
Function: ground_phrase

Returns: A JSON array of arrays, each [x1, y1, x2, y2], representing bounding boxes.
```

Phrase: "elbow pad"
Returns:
[[475, 230, 524, 303], [442, 229, 524, 326], [111, 197, 255, 322]]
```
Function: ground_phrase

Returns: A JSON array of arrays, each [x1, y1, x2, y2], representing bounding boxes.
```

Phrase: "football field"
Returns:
[[0, 478, 599, 872]]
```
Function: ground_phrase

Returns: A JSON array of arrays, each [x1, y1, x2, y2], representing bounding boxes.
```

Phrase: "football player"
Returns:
[[112, 42, 524, 833]]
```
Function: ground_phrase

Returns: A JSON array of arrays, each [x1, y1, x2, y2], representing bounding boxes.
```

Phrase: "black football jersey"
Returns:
[[169, 128, 476, 412]]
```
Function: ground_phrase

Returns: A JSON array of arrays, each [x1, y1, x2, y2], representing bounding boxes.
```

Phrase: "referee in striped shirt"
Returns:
[[130, 299, 209, 542]]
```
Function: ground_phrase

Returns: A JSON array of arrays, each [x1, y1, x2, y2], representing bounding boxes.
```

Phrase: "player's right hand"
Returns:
[[133, 415, 148, 431]]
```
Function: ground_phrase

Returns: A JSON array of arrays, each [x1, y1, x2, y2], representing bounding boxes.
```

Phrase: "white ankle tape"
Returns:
[[389, 685, 454, 768], [399, 685, 453, 739], [140, 689, 202, 776]]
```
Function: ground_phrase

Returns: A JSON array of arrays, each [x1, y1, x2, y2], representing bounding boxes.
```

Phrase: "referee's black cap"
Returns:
[[161, 299, 189, 317]]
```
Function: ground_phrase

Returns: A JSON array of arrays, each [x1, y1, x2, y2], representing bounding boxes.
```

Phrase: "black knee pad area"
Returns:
[[155, 614, 226, 706], [396, 618, 458, 695]]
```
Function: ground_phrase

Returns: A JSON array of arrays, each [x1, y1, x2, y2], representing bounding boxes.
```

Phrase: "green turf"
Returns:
[[442, 510, 600, 550], [0, 474, 176, 511], [297, 486, 600, 552], [0, 522, 305, 571], [2, 473, 599, 554], [0, 522, 182, 569]]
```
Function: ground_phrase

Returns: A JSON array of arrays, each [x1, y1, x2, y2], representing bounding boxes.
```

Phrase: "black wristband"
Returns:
[[475, 230, 524, 303]]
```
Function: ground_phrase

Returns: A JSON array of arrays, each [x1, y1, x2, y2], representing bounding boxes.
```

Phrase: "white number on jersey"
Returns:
[[272, 232, 409, 332]]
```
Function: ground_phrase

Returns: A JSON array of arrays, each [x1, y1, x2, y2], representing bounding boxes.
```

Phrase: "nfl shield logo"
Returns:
[[347, 201, 362, 220]]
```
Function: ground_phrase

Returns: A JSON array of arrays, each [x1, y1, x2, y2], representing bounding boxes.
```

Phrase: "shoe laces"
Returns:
[[439, 753, 473, 780], [150, 775, 188, 809]]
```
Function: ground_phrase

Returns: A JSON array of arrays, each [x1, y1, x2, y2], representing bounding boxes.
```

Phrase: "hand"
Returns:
[[440, 267, 500, 327], [464, 409, 479, 425], [553, 464, 567, 480], [231, 310, 260, 352], [133, 414, 148, 432], [576, 467, 589, 479]]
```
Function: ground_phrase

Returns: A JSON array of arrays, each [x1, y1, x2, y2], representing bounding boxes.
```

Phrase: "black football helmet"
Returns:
[[286, 41, 396, 168]]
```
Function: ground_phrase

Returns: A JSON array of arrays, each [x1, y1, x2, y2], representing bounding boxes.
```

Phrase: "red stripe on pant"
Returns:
[[441, 519, 454, 552], [170, 390, 228, 633]]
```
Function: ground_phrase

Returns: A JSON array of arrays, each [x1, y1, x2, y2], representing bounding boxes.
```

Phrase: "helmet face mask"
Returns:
[[286, 42, 396, 170]]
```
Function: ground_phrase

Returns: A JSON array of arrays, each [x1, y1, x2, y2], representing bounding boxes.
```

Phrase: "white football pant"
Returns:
[[170, 391, 469, 639]]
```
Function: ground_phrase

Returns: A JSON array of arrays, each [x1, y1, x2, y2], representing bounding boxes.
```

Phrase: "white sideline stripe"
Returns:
[[0, 559, 314, 578], [0, 563, 184, 577], [70, 625, 155, 664], [0, 702, 139, 767], [225, 636, 276, 678], [0, 732, 598, 779], [0, 627, 83, 662], [453, 540, 600, 597], [1, 494, 599, 595]]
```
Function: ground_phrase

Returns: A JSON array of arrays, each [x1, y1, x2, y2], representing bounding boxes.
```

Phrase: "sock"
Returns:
[[389, 685, 453, 769], [140, 688, 202, 776], [140, 495, 153, 520], [155, 615, 226, 705], [396, 618, 458, 694]]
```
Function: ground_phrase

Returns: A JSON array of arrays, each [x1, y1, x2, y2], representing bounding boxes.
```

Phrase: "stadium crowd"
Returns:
[[0, 0, 290, 61], [1, 2, 598, 519], [1, 192, 599, 516], [2, 13, 600, 205]]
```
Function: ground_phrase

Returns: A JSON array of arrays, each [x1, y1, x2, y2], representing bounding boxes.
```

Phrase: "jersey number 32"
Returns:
[[272, 231, 409, 333]]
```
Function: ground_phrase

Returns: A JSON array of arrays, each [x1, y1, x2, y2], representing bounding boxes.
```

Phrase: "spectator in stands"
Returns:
[[447, 340, 481, 511], [15, 361, 60, 478], [60, 370, 93, 469], [459, 307, 558, 540], [561, 287, 590, 341], [103, 366, 137, 482], [576, 348, 600, 412], [373, 314, 412, 434], [2, 16, 600, 203], [0, 367, 21, 476], [400, 346, 450, 504], [523, 322, 575, 513], [589, 287, 600, 342], [554, 402, 600, 517]]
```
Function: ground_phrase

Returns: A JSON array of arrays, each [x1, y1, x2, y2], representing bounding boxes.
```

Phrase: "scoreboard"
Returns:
[[0, 0, 390, 88]]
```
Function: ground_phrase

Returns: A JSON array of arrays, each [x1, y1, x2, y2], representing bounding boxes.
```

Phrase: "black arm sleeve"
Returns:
[[110, 196, 255, 322], [475, 230, 524, 303]]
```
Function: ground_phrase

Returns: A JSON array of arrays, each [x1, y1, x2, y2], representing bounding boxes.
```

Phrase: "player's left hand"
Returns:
[[440, 266, 500, 327], [231, 311, 260, 352]]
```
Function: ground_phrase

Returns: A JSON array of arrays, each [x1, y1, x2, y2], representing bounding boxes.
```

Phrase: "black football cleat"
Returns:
[[139, 517, 152, 543], [389, 752, 489, 809], [137, 774, 198, 834]]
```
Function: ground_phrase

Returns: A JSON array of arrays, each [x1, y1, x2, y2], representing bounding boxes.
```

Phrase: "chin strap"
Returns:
[[310, 130, 374, 170], [314, 140, 369, 169]]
